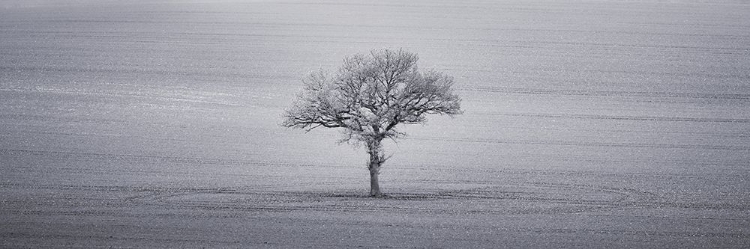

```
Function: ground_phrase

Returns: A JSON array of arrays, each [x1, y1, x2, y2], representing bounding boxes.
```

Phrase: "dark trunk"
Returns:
[[369, 166, 381, 197], [367, 138, 384, 197]]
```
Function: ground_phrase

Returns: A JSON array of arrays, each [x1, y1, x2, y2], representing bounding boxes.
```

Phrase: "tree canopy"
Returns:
[[282, 49, 462, 196], [283, 49, 461, 142]]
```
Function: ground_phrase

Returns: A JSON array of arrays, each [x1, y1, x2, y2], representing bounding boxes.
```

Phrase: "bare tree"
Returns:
[[282, 49, 462, 197]]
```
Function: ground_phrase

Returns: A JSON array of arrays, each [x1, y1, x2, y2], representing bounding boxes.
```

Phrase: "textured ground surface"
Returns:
[[1, 0, 749, 248]]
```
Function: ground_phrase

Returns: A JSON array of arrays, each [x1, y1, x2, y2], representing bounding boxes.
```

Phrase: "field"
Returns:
[[1, 0, 749, 247]]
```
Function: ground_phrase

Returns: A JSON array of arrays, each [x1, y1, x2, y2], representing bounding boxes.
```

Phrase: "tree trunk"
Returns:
[[369, 166, 381, 197], [367, 138, 384, 197]]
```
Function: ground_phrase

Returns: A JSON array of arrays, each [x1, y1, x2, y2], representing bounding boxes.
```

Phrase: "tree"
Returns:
[[282, 49, 462, 197]]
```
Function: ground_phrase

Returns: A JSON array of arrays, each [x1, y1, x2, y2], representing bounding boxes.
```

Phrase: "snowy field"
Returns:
[[1, 0, 749, 247]]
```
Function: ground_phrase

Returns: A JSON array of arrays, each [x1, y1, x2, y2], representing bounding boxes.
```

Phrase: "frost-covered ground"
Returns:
[[1, 0, 749, 247]]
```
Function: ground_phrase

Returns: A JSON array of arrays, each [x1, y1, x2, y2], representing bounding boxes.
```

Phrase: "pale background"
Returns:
[[1, 0, 749, 247]]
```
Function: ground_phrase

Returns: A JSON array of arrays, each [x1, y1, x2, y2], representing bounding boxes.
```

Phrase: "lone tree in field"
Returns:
[[282, 49, 462, 197]]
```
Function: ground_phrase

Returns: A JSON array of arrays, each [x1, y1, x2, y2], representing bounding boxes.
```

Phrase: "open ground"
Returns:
[[1, 0, 749, 247]]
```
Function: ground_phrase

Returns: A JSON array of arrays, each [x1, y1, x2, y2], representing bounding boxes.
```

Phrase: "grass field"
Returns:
[[1, 0, 749, 247]]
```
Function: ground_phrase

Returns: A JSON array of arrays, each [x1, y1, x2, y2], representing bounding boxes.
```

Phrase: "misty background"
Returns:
[[1, 0, 749, 247]]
